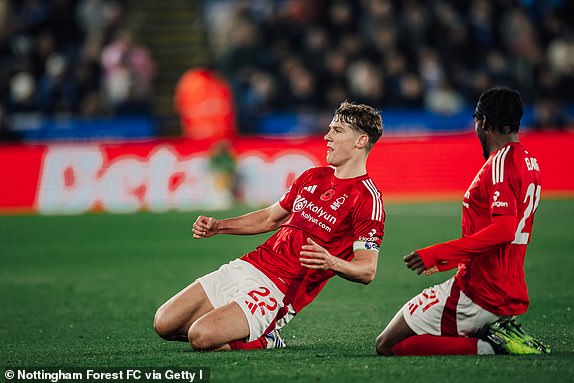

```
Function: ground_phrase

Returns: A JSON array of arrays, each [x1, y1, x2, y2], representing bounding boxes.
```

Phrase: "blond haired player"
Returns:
[[154, 101, 385, 351]]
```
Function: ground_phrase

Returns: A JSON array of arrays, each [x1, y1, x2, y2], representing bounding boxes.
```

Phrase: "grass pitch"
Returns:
[[1, 199, 573, 383]]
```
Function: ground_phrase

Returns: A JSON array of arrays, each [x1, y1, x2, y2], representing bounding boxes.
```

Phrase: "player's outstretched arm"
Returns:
[[412, 214, 517, 269], [192, 202, 290, 239], [299, 238, 378, 284]]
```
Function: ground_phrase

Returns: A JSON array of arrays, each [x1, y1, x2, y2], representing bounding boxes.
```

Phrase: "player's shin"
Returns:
[[392, 335, 479, 356]]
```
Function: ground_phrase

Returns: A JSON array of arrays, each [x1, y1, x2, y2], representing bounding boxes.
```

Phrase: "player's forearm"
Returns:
[[217, 207, 282, 235], [331, 257, 377, 284], [418, 215, 516, 268]]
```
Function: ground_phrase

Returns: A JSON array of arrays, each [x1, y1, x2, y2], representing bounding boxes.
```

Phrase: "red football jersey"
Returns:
[[241, 167, 385, 313], [455, 142, 542, 315]]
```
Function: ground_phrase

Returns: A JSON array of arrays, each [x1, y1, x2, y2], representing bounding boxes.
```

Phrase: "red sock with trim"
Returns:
[[392, 334, 478, 356], [228, 336, 267, 351]]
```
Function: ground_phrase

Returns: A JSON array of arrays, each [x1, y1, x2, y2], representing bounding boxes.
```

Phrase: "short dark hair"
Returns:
[[334, 101, 383, 151], [474, 87, 523, 133]]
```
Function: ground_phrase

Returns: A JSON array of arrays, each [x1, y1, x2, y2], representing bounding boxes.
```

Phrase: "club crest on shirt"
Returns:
[[330, 194, 347, 210]]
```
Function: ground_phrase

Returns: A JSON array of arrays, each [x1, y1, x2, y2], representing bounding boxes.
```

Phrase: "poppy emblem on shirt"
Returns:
[[320, 188, 335, 201]]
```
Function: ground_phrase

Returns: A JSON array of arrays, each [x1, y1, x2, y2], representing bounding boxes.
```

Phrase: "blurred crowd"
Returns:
[[1, 0, 572, 141], [204, 0, 574, 133], [0, 0, 155, 140]]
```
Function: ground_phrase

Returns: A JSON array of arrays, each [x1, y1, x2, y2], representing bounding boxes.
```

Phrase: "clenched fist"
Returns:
[[192, 216, 219, 239]]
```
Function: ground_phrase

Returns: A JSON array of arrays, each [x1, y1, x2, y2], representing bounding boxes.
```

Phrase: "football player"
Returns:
[[375, 87, 550, 356], [154, 101, 385, 351]]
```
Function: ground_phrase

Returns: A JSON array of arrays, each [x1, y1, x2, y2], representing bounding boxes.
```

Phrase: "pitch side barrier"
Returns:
[[0, 131, 572, 214]]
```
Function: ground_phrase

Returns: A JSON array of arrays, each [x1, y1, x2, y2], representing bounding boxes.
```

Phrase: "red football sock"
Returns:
[[392, 334, 478, 356], [228, 336, 267, 351]]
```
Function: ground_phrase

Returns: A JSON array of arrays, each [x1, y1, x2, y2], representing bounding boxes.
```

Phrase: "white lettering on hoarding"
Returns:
[[236, 153, 315, 206], [38, 147, 102, 214], [37, 146, 316, 214]]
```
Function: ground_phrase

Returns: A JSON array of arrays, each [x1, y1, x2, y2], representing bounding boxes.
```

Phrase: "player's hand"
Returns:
[[192, 216, 219, 239], [299, 238, 340, 271], [422, 265, 439, 276], [403, 251, 428, 275]]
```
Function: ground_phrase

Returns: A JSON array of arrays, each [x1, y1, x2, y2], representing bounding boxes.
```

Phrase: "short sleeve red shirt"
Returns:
[[241, 167, 385, 312], [456, 143, 542, 315]]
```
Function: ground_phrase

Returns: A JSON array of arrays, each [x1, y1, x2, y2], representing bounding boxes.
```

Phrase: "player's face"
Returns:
[[324, 117, 363, 166], [474, 114, 490, 159]]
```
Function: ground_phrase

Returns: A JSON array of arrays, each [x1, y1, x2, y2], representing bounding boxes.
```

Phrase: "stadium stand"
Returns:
[[203, 0, 573, 134], [0, 0, 572, 141]]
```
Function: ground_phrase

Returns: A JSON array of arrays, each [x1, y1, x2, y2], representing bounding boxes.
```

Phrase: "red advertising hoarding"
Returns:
[[0, 131, 572, 214]]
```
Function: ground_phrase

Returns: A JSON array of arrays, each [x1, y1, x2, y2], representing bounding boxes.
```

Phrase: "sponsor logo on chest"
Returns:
[[293, 195, 338, 225]]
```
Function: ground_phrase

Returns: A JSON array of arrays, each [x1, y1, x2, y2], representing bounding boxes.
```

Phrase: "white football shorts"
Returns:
[[401, 277, 499, 337], [197, 259, 295, 341]]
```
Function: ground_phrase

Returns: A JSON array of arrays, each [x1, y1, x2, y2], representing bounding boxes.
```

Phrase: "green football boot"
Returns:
[[480, 317, 551, 355]]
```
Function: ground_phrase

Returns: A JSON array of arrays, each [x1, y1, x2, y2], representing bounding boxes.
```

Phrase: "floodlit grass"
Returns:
[[1, 199, 573, 382]]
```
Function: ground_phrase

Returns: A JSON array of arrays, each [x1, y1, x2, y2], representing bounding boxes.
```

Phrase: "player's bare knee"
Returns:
[[375, 334, 394, 356], [187, 324, 214, 351], [153, 307, 174, 340]]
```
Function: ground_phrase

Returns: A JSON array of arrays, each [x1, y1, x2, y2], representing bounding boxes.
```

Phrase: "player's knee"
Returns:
[[153, 307, 175, 340], [187, 323, 214, 351], [375, 334, 394, 356]]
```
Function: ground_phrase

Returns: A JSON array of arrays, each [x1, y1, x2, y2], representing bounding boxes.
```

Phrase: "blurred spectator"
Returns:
[[7, 72, 37, 113], [101, 27, 156, 115], [425, 81, 465, 115], [174, 68, 236, 140], [5, 71, 41, 133], [37, 53, 74, 116], [397, 73, 424, 108], [347, 59, 385, 107], [418, 48, 445, 93], [281, 55, 320, 112], [76, 0, 125, 44], [547, 33, 574, 80]]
